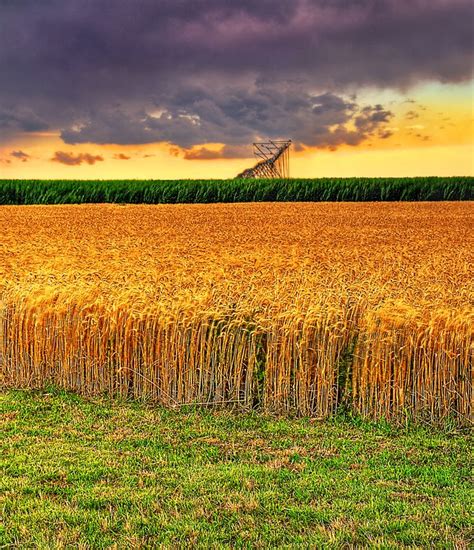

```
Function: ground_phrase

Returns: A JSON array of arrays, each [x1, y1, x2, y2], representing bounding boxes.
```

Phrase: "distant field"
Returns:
[[0, 177, 473, 204], [1, 202, 472, 425]]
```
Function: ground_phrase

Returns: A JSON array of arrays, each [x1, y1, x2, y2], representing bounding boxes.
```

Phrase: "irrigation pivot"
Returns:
[[237, 139, 292, 179]]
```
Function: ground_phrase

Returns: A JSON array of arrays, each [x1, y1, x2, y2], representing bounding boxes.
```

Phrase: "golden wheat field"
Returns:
[[0, 202, 472, 424]]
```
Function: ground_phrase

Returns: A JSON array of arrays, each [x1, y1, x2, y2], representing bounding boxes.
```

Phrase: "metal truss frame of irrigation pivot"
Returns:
[[236, 139, 292, 179]]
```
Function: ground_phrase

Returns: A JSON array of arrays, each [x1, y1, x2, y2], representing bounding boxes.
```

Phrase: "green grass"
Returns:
[[0, 177, 473, 204], [1, 390, 472, 548]]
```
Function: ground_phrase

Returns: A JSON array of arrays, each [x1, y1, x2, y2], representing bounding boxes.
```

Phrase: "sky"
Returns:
[[0, 0, 473, 179]]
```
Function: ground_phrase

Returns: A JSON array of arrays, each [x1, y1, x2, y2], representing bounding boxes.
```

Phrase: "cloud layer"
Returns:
[[10, 150, 31, 162], [0, 0, 472, 154], [51, 151, 104, 166]]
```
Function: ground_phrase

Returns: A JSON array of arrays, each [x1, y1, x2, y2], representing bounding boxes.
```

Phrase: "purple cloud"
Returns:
[[0, 1, 471, 150], [60, 89, 394, 154]]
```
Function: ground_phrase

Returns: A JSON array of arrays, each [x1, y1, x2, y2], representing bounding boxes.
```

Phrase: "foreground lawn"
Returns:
[[1, 390, 472, 548]]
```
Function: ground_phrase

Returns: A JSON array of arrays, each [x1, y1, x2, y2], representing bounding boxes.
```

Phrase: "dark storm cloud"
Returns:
[[0, 0, 472, 150], [0, 109, 49, 134], [60, 89, 393, 155], [51, 151, 104, 165]]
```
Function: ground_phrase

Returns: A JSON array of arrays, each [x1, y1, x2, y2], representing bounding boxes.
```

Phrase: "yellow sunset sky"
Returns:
[[1, 81, 473, 179]]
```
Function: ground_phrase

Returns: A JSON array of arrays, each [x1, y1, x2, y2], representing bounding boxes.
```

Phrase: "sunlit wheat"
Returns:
[[0, 202, 472, 424]]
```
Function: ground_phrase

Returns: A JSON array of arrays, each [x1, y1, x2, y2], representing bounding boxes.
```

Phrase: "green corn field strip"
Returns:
[[0, 177, 472, 204]]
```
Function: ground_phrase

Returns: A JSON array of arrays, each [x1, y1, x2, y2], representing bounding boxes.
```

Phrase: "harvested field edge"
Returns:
[[0, 177, 473, 204], [1, 299, 472, 426]]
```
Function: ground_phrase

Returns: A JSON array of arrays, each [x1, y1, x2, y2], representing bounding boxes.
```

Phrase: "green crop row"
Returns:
[[0, 177, 472, 204]]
